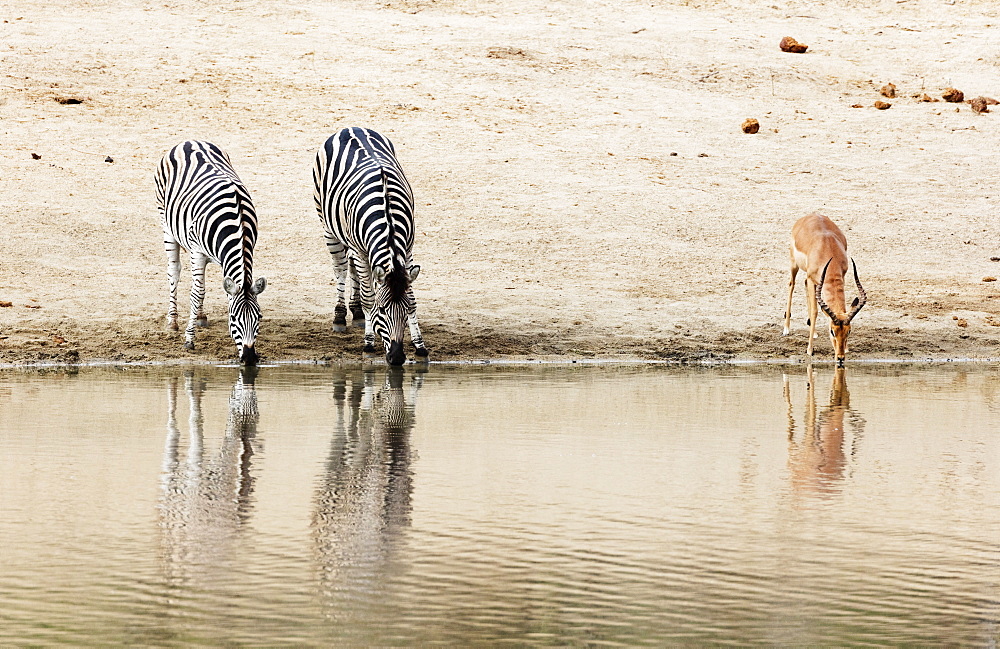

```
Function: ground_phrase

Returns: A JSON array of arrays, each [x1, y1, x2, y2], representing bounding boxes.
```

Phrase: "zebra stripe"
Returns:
[[313, 127, 427, 366], [155, 141, 266, 365]]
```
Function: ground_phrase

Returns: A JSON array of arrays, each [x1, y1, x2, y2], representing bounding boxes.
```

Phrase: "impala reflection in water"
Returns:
[[785, 366, 866, 499], [312, 367, 423, 618], [158, 368, 260, 585]]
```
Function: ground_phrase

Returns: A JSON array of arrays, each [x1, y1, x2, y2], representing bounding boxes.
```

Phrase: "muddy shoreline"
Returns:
[[2, 317, 997, 367]]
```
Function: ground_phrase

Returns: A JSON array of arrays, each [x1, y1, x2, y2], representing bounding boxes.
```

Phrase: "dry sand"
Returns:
[[2, 0, 1000, 365]]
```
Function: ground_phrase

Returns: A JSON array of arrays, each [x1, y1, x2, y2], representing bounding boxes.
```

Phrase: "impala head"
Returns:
[[223, 276, 267, 365], [371, 263, 419, 366], [816, 259, 866, 367]]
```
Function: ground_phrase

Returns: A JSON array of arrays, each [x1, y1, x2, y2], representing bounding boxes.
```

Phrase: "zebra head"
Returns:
[[223, 276, 267, 365], [371, 264, 419, 366]]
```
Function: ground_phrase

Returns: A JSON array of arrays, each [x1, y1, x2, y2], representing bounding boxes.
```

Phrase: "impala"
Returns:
[[783, 213, 867, 365]]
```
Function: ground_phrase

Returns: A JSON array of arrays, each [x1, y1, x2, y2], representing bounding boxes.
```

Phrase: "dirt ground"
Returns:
[[2, 0, 1000, 365]]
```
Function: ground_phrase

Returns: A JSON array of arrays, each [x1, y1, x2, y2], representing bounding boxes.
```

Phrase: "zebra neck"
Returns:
[[221, 192, 255, 290]]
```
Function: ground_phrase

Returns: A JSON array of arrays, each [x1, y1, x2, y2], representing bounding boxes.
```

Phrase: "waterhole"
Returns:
[[1, 363, 998, 645]]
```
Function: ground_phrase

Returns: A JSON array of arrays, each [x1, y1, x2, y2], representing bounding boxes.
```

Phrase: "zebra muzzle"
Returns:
[[240, 345, 259, 366], [386, 340, 406, 367]]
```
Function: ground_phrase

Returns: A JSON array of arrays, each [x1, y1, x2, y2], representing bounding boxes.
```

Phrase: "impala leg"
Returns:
[[164, 239, 181, 331], [783, 264, 798, 336], [185, 252, 209, 350], [806, 277, 818, 356], [325, 234, 349, 332]]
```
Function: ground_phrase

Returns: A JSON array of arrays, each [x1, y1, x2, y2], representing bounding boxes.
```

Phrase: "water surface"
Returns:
[[1, 363, 999, 646]]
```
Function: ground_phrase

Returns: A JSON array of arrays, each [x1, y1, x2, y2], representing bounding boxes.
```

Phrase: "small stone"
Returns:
[[0, 301, 12, 307], [741, 118, 760, 134], [942, 87, 964, 103], [880, 83, 896, 98], [30, 152, 41, 160], [779, 36, 808, 53], [104, 155, 114, 163], [969, 97, 990, 114], [874, 101, 892, 110], [983, 276, 997, 282], [956, 319, 969, 328], [851, 103, 864, 108], [918, 93, 939, 102]]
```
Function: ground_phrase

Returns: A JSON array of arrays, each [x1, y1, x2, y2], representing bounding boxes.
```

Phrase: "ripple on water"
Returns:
[[0, 364, 999, 646]]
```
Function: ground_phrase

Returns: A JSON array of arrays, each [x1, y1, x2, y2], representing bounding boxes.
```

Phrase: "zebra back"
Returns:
[[314, 127, 415, 276], [156, 140, 259, 290]]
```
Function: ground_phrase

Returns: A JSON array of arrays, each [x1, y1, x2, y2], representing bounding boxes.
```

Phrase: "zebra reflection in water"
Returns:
[[785, 366, 866, 499], [312, 367, 423, 617], [158, 369, 260, 584]]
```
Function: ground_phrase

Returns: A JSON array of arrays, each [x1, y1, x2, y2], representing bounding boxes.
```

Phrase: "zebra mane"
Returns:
[[233, 189, 253, 289], [384, 265, 410, 301]]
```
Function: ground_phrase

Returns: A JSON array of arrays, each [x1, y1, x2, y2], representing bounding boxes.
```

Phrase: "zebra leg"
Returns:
[[407, 290, 429, 359], [164, 239, 181, 331], [185, 252, 209, 350], [349, 258, 364, 327], [325, 234, 349, 332], [194, 252, 209, 328], [357, 263, 378, 354]]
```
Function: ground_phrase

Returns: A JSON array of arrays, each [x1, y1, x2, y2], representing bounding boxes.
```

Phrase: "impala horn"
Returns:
[[846, 258, 867, 323], [815, 259, 843, 325]]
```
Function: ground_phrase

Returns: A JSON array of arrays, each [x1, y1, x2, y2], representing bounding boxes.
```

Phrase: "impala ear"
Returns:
[[373, 266, 387, 284], [223, 277, 239, 296], [852, 297, 860, 308], [409, 265, 420, 282], [251, 277, 267, 295]]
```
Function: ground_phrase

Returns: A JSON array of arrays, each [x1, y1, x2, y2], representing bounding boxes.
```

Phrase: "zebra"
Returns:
[[312, 127, 428, 366], [155, 141, 266, 365]]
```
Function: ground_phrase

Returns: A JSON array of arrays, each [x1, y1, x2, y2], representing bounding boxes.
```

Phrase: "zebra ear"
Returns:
[[223, 277, 240, 296], [408, 265, 420, 282], [251, 277, 267, 295], [373, 266, 387, 285]]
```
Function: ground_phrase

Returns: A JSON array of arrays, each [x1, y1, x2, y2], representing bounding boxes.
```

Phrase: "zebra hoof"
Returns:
[[166, 321, 178, 332], [332, 324, 347, 333], [415, 347, 429, 359], [363, 343, 377, 354], [195, 317, 209, 328], [184, 341, 195, 351], [351, 319, 365, 328]]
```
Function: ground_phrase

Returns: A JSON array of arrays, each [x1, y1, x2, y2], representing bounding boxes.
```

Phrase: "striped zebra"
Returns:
[[313, 127, 428, 366], [155, 141, 266, 365]]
